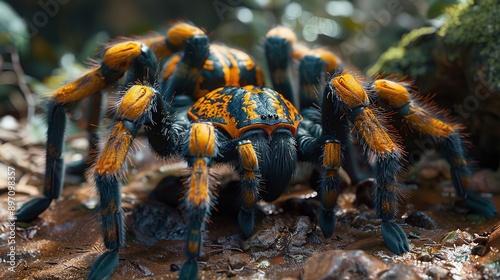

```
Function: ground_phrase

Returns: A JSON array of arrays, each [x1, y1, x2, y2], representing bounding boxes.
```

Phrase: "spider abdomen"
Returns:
[[188, 85, 302, 139]]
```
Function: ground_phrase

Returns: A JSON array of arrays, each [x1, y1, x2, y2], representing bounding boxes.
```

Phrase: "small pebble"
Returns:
[[228, 253, 250, 270], [0, 115, 19, 130], [353, 178, 376, 208], [405, 211, 437, 230], [440, 229, 472, 246], [417, 253, 433, 262], [170, 264, 180, 272], [258, 259, 270, 269], [378, 264, 420, 280], [426, 266, 450, 279], [471, 244, 489, 256], [420, 167, 440, 179], [487, 223, 500, 249]]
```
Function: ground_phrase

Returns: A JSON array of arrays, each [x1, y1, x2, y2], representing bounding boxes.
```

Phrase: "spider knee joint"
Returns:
[[188, 122, 217, 157]]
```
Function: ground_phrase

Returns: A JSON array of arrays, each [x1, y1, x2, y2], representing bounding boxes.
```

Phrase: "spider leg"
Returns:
[[298, 48, 343, 110], [140, 22, 206, 60], [88, 85, 159, 279], [161, 32, 210, 101], [17, 42, 158, 222], [372, 79, 498, 217], [236, 140, 261, 239], [296, 51, 365, 186], [179, 122, 218, 280], [265, 27, 299, 107], [297, 126, 341, 238], [315, 139, 342, 238], [323, 73, 409, 254], [298, 55, 325, 110]]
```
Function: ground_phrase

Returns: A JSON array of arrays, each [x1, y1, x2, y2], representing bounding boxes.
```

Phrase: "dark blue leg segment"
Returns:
[[264, 36, 297, 107], [375, 155, 409, 254], [88, 175, 124, 280], [88, 249, 119, 280], [318, 140, 341, 238], [17, 101, 66, 222], [298, 55, 325, 110], [180, 209, 206, 280], [236, 140, 261, 239], [319, 177, 338, 238], [238, 208, 255, 239], [443, 134, 498, 217]]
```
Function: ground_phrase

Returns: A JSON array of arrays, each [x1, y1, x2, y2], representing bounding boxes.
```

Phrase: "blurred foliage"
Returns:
[[439, 0, 500, 90], [0, 0, 469, 121], [369, 0, 499, 90], [3, 0, 443, 80], [0, 1, 29, 53]]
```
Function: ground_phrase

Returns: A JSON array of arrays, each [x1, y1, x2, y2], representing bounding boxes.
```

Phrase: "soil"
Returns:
[[1, 155, 500, 279]]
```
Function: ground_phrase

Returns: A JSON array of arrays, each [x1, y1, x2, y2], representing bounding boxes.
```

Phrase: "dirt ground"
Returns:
[[1, 150, 500, 279]]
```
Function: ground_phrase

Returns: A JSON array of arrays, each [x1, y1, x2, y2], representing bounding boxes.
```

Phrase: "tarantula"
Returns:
[[17, 22, 497, 279]]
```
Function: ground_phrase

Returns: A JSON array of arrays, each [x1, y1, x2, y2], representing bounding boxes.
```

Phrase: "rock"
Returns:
[[405, 211, 438, 230], [420, 167, 440, 180], [417, 253, 433, 262], [131, 202, 186, 245], [471, 169, 500, 194], [302, 250, 387, 280], [0, 115, 19, 130], [170, 264, 180, 272], [242, 224, 280, 251], [353, 178, 376, 208], [440, 229, 472, 246], [228, 253, 250, 270], [487, 223, 500, 250], [378, 264, 420, 280], [471, 245, 489, 256], [289, 216, 312, 248], [426, 266, 450, 279]]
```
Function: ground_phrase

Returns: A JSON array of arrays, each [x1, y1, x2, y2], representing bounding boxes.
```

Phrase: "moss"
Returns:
[[439, 0, 500, 90], [367, 27, 436, 78], [370, 0, 500, 90]]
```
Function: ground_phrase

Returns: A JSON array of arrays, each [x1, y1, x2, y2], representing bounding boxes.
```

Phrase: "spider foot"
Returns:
[[16, 196, 52, 222], [381, 221, 409, 254], [319, 208, 336, 238], [238, 208, 255, 239], [179, 259, 198, 280], [463, 191, 498, 218], [88, 248, 119, 280]]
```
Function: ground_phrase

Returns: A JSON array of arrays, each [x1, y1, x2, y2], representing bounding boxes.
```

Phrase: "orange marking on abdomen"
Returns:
[[95, 122, 133, 175], [213, 46, 241, 86], [140, 35, 171, 58], [162, 55, 181, 81]]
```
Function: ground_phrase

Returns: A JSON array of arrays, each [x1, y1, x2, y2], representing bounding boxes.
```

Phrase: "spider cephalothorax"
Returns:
[[17, 22, 497, 280]]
